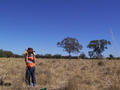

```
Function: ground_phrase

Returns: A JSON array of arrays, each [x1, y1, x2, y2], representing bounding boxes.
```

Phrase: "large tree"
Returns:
[[57, 37, 83, 58], [87, 39, 111, 58], [0, 49, 14, 57]]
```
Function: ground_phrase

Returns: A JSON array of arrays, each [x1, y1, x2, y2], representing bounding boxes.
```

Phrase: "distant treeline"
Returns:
[[35, 54, 120, 60], [0, 49, 120, 59], [36, 54, 82, 59], [0, 49, 87, 59], [0, 49, 23, 58]]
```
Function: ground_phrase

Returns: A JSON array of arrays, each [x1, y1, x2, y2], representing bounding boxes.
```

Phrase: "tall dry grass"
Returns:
[[0, 58, 120, 90]]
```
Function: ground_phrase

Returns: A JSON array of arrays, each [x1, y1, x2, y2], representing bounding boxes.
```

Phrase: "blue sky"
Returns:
[[0, 0, 120, 57]]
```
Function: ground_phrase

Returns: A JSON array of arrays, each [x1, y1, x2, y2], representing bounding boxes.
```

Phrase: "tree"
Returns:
[[87, 39, 111, 59], [109, 54, 114, 60], [53, 54, 62, 59], [88, 51, 94, 58], [0, 49, 14, 57], [79, 53, 86, 59], [45, 54, 52, 58], [57, 37, 83, 58], [5, 51, 14, 58]]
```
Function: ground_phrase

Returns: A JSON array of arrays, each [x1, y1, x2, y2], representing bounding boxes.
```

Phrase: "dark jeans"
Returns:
[[25, 66, 36, 86]]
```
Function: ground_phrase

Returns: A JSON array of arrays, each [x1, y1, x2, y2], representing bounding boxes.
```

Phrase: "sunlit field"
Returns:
[[0, 58, 120, 90]]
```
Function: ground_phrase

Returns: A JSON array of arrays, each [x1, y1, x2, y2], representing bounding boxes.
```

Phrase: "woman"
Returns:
[[25, 48, 36, 87]]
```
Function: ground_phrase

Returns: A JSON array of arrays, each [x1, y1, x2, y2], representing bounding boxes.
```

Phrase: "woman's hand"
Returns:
[[33, 52, 35, 55]]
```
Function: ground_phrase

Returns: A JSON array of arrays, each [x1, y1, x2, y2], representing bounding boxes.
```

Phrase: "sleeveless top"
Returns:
[[26, 55, 35, 68]]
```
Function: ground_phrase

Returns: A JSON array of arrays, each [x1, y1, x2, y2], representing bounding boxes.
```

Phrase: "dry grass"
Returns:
[[0, 58, 120, 90]]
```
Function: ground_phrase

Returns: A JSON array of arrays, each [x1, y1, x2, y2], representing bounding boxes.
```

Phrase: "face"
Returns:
[[28, 52, 32, 56]]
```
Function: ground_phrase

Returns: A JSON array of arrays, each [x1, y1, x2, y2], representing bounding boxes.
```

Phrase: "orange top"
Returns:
[[26, 55, 35, 68]]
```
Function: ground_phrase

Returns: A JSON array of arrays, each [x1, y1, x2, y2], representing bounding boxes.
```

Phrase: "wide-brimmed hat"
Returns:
[[27, 48, 33, 53]]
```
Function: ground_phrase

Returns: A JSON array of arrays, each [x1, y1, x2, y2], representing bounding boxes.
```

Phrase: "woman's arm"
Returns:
[[25, 54, 29, 63]]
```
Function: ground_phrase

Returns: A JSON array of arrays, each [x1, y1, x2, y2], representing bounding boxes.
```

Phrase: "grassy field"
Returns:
[[0, 58, 120, 90]]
